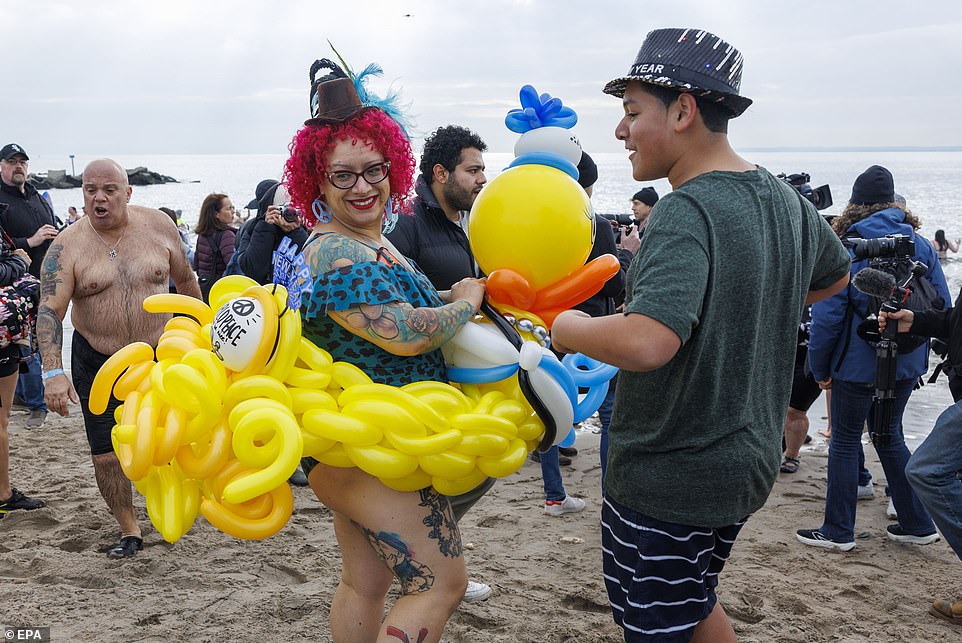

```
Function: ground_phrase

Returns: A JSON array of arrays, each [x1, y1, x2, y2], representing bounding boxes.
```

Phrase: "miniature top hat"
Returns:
[[603, 27, 752, 117], [305, 59, 367, 126]]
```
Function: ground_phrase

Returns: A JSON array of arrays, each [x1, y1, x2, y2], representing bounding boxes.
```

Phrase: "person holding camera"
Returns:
[[797, 165, 951, 552], [630, 187, 658, 235], [230, 179, 309, 285], [880, 291, 962, 623]]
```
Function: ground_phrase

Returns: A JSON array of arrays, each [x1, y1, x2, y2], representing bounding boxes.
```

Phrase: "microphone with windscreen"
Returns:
[[852, 267, 896, 301]]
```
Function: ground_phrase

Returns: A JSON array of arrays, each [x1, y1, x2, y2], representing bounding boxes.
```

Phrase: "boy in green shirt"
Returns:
[[552, 28, 851, 643]]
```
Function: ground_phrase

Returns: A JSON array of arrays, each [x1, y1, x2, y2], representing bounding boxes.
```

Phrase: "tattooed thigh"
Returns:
[[418, 488, 462, 558], [352, 520, 436, 595]]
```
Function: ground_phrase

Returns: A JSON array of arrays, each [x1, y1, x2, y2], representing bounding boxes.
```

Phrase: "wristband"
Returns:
[[42, 368, 65, 381]]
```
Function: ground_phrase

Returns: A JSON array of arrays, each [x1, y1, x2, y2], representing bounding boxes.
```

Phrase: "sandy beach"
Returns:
[[2, 406, 961, 642]]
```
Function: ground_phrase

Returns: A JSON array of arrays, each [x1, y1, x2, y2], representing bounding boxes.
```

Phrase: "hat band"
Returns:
[[627, 61, 741, 97]]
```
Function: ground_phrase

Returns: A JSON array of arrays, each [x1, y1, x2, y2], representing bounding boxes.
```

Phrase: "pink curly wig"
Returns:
[[283, 108, 416, 227]]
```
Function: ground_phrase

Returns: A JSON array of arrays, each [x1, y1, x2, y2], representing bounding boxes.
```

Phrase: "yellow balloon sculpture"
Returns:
[[91, 276, 546, 543]]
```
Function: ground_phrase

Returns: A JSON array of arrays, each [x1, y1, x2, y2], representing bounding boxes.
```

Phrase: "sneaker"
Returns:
[[857, 482, 874, 500], [795, 528, 856, 551], [886, 524, 939, 545], [545, 495, 585, 516], [25, 409, 46, 429], [107, 535, 143, 558], [463, 580, 492, 603], [886, 498, 898, 520], [0, 487, 46, 515], [558, 446, 579, 457]]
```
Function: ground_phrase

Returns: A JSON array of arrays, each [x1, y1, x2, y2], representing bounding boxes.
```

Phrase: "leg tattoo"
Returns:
[[352, 520, 435, 594], [385, 626, 429, 643], [418, 488, 462, 558]]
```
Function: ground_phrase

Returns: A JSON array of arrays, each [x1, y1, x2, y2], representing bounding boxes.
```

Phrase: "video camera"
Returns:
[[777, 172, 833, 211]]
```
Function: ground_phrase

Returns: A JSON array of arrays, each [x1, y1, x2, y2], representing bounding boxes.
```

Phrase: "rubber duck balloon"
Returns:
[[469, 85, 620, 327]]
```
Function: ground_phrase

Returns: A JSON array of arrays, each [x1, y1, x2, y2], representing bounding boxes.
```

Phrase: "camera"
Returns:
[[846, 234, 915, 261], [599, 213, 634, 244], [278, 204, 301, 223], [601, 213, 634, 227], [777, 172, 833, 211]]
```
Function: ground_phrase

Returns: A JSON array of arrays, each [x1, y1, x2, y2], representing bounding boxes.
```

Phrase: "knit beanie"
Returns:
[[632, 187, 659, 206], [850, 165, 895, 205]]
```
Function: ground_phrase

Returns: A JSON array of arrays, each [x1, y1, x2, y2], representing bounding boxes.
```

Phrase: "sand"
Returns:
[[2, 407, 961, 642]]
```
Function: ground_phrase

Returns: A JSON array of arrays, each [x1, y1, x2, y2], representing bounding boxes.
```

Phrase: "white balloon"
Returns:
[[514, 127, 582, 165], [518, 341, 543, 372], [210, 297, 266, 371], [527, 367, 575, 445], [441, 321, 519, 368]]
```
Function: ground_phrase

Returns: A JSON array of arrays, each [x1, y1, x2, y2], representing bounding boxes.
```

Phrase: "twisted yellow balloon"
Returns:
[[92, 276, 545, 543]]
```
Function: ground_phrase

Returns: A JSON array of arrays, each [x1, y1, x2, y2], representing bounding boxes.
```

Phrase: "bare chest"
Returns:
[[74, 242, 171, 298]]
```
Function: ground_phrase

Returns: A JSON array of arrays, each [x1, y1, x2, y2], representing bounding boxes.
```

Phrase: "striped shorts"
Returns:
[[601, 495, 747, 642]]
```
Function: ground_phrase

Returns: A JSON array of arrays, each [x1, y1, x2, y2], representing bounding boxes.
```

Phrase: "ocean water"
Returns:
[[29, 150, 962, 447]]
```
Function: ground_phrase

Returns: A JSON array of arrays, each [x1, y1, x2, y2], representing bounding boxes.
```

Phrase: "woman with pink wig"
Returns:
[[284, 58, 486, 642]]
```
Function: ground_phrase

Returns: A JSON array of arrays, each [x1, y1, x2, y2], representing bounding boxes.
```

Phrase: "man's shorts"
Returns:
[[789, 346, 822, 412], [71, 330, 123, 456], [601, 494, 747, 642]]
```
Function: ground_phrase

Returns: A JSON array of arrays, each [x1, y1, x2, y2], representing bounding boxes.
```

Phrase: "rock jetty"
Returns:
[[27, 167, 180, 190]]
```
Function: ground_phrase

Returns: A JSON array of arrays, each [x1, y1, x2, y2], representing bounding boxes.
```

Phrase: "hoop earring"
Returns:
[[312, 198, 332, 224], [382, 196, 398, 234]]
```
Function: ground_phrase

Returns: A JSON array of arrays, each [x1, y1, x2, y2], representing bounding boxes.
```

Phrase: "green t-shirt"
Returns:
[[607, 168, 850, 527]]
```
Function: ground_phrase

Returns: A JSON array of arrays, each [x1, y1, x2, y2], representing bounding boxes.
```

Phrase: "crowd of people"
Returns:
[[2, 25, 962, 643]]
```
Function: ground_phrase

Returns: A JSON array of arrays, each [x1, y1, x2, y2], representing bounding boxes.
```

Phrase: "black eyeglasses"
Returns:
[[325, 161, 391, 190]]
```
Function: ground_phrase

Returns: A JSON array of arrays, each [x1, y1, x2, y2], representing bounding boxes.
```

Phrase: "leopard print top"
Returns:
[[301, 238, 447, 386]]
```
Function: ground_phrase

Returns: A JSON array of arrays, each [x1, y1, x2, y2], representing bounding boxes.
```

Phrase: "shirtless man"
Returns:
[[38, 158, 200, 558]]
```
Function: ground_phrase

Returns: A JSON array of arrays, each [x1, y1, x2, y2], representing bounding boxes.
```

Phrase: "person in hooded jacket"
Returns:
[[798, 165, 951, 551], [231, 179, 309, 285]]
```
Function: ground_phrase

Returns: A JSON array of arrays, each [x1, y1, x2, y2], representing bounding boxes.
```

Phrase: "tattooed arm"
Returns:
[[39, 241, 80, 416], [306, 233, 485, 357]]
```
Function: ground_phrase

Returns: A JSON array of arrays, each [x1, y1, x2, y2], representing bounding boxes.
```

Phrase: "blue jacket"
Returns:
[[808, 207, 951, 385]]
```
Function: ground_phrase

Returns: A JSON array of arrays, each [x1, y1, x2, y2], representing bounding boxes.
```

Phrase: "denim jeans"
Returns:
[[906, 401, 962, 560], [15, 346, 46, 411], [540, 445, 566, 502], [597, 375, 617, 488], [820, 378, 934, 542]]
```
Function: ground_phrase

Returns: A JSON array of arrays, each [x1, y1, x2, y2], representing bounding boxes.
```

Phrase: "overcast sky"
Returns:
[[7, 0, 962, 155]]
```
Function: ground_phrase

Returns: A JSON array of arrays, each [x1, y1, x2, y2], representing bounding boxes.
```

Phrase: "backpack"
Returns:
[[223, 218, 255, 277], [833, 236, 945, 370], [223, 246, 244, 276]]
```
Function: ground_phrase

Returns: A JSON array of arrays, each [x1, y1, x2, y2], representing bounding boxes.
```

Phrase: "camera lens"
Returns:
[[280, 205, 300, 223]]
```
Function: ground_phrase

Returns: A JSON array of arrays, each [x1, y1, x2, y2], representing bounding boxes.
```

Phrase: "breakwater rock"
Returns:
[[27, 167, 180, 190]]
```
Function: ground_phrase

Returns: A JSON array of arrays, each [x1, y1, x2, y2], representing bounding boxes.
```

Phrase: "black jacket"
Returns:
[[387, 176, 474, 290], [236, 216, 309, 285], [0, 229, 28, 287], [572, 213, 627, 318], [912, 286, 962, 366], [0, 180, 56, 278]]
